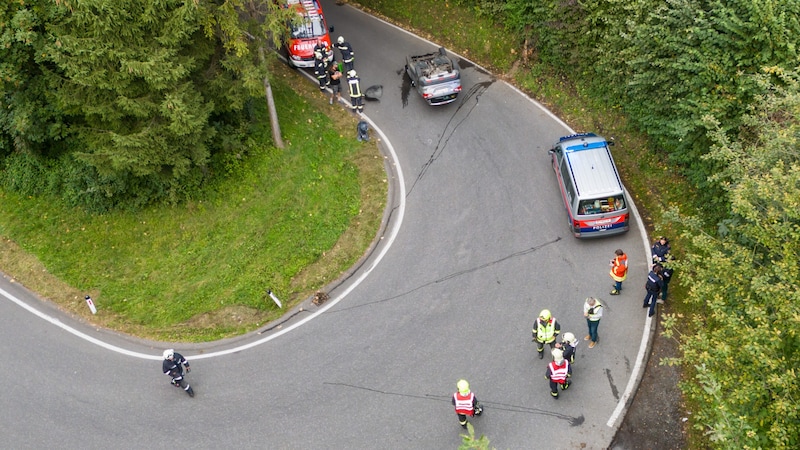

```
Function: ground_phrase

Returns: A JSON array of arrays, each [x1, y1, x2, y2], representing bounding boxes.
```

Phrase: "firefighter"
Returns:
[[451, 379, 482, 428], [313, 41, 330, 64], [335, 36, 355, 72], [532, 309, 561, 359], [314, 50, 329, 92], [555, 332, 578, 364], [545, 348, 572, 399], [347, 70, 364, 114]]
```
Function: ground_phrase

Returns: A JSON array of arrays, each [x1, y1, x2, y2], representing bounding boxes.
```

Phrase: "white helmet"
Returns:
[[347, 70, 357, 78], [552, 348, 564, 363], [314, 50, 323, 60], [562, 332, 576, 345], [163, 349, 174, 360], [337, 36, 344, 45]]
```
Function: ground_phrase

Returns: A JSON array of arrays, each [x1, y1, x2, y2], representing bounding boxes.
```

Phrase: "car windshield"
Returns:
[[578, 195, 625, 215], [290, 16, 325, 39]]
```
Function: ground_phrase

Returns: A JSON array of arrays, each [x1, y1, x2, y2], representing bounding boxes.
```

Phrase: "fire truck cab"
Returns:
[[284, 0, 334, 68]]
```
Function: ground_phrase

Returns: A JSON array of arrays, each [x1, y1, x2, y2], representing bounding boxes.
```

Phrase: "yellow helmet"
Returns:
[[457, 379, 470, 395], [539, 309, 552, 321]]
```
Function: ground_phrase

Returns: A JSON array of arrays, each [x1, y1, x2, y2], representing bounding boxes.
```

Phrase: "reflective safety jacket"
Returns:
[[348, 75, 362, 98], [335, 41, 354, 63], [584, 299, 603, 321], [533, 317, 560, 343], [610, 253, 628, 281], [546, 360, 571, 383], [453, 392, 476, 416]]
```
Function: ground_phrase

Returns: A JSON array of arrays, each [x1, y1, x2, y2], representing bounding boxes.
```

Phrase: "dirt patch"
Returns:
[[611, 312, 688, 450], [183, 305, 268, 329]]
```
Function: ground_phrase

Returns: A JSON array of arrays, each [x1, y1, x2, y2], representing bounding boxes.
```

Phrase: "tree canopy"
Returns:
[[0, 0, 290, 211]]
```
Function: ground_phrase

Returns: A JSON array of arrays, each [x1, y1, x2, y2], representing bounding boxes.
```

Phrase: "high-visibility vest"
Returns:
[[586, 301, 603, 321], [535, 318, 557, 343], [453, 392, 475, 416], [549, 361, 570, 383], [348, 77, 362, 98], [610, 254, 628, 281]]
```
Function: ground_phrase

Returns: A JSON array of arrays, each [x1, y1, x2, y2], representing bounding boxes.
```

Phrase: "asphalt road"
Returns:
[[0, 2, 654, 449]]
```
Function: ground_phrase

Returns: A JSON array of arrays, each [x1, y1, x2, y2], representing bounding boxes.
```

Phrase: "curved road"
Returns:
[[0, 2, 654, 448]]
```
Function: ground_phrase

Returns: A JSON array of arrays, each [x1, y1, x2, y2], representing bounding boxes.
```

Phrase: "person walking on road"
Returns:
[[651, 236, 674, 302], [643, 264, 664, 317], [335, 36, 355, 72], [555, 332, 578, 364], [532, 309, 561, 359], [347, 70, 364, 114], [452, 379, 482, 428], [545, 348, 571, 399], [162, 349, 191, 390], [583, 297, 603, 348], [609, 249, 628, 295]]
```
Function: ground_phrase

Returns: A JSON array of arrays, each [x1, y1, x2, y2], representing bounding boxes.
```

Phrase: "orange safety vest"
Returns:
[[609, 254, 628, 281], [548, 360, 570, 383], [453, 392, 475, 416]]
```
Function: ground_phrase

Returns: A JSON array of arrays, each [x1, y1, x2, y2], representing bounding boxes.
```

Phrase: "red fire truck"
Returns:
[[284, 0, 334, 68]]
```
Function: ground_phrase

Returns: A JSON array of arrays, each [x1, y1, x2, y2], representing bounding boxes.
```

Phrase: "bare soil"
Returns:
[[610, 315, 688, 450]]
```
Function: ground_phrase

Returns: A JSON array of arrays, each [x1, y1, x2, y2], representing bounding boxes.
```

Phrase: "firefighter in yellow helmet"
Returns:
[[451, 379, 482, 428], [532, 309, 561, 359]]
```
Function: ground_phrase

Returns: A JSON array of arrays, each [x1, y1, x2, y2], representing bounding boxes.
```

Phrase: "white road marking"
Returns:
[[0, 117, 405, 362]]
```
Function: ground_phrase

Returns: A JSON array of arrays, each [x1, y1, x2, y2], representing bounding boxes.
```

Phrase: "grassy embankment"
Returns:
[[0, 60, 386, 342]]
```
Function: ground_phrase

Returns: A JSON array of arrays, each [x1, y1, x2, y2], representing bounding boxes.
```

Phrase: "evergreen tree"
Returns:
[[0, 0, 292, 211]]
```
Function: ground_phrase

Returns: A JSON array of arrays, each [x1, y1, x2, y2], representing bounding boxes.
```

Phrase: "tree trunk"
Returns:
[[259, 46, 284, 149]]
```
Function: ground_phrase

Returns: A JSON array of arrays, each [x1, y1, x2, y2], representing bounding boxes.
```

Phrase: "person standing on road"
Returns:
[[313, 41, 330, 63], [335, 36, 355, 73], [643, 264, 664, 317], [314, 50, 329, 93], [583, 297, 603, 348], [545, 348, 571, 399], [162, 349, 191, 391], [651, 236, 673, 302], [532, 309, 561, 359], [609, 249, 628, 295], [328, 61, 342, 105], [347, 70, 364, 114], [555, 332, 578, 364], [451, 379, 482, 428]]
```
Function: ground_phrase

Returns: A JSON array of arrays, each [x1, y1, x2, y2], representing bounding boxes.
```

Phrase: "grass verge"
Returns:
[[353, 0, 704, 445], [0, 59, 386, 342]]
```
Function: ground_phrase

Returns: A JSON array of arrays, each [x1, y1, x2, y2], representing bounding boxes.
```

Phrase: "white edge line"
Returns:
[[347, 6, 655, 428], [606, 186, 653, 427], [5, 5, 649, 427], [1, 119, 406, 362]]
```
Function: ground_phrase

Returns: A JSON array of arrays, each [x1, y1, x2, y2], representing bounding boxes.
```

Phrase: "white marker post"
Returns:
[[84, 295, 97, 314], [267, 290, 282, 308]]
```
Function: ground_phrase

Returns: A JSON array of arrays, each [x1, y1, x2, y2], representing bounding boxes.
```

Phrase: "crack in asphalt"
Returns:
[[325, 381, 585, 426], [329, 237, 561, 313], [406, 80, 495, 198]]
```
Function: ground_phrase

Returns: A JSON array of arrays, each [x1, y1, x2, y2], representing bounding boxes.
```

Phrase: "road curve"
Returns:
[[0, 2, 654, 448]]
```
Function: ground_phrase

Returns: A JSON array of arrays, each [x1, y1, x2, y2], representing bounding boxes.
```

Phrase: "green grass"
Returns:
[[0, 60, 386, 342], [355, 0, 516, 71], [353, 0, 704, 445]]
